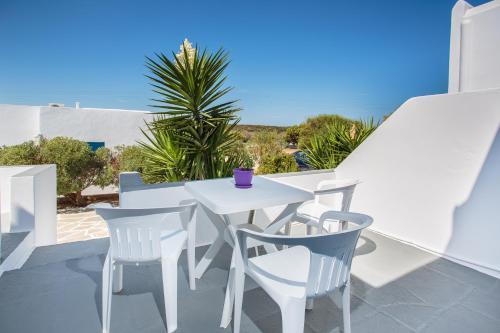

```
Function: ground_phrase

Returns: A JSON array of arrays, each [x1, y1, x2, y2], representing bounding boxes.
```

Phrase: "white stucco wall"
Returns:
[[0, 104, 154, 148], [335, 89, 500, 277], [0, 105, 39, 146], [39, 106, 154, 148], [449, 0, 500, 92]]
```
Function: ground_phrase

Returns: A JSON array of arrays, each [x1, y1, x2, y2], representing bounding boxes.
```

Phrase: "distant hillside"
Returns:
[[236, 124, 287, 133], [236, 124, 287, 142]]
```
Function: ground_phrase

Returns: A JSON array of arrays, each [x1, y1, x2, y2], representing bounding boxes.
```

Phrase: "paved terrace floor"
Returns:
[[0, 230, 499, 333]]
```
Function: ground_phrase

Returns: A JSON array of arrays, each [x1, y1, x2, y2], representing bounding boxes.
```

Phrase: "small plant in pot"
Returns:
[[233, 159, 254, 188]]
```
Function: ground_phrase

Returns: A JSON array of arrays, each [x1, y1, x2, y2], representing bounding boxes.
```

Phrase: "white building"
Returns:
[[0, 104, 154, 148]]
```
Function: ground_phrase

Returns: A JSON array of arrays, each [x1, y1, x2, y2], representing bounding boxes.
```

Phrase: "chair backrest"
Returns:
[[314, 179, 360, 212], [235, 210, 372, 297], [95, 204, 195, 262]]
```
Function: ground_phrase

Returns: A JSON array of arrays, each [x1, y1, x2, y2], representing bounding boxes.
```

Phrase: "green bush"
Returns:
[[40, 137, 112, 204], [117, 145, 147, 174], [285, 126, 301, 146], [303, 119, 378, 169], [257, 153, 299, 175], [298, 114, 356, 148], [248, 130, 285, 164], [0, 140, 41, 165]]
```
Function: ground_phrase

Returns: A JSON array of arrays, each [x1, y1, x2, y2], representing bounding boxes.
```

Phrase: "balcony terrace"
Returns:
[[1, 226, 499, 333]]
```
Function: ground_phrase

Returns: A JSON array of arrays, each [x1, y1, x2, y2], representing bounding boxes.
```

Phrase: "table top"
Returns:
[[184, 176, 314, 215]]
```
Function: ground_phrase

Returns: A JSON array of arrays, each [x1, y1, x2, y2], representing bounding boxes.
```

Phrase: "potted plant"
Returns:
[[233, 159, 254, 188]]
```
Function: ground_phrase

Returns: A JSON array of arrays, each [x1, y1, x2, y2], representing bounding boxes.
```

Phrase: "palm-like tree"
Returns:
[[144, 40, 248, 180], [303, 119, 378, 170]]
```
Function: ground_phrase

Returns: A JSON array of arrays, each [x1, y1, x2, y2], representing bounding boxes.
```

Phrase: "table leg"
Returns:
[[262, 202, 301, 253], [194, 205, 232, 279], [220, 249, 236, 328], [247, 209, 255, 224]]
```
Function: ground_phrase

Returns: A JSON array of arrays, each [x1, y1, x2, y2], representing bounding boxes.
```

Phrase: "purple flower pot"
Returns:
[[233, 168, 254, 188]]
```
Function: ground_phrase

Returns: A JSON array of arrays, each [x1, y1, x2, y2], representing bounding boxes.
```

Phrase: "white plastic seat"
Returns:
[[95, 203, 196, 333], [226, 210, 373, 333], [295, 179, 360, 233]]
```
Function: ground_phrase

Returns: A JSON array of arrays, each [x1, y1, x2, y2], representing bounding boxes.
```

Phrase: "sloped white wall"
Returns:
[[335, 89, 500, 277]]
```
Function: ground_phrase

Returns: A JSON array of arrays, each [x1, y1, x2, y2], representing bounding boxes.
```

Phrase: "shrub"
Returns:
[[248, 130, 285, 164], [285, 126, 301, 146], [40, 137, 112, 204], [117, 145, 147, 174], [298, 114, 356, 148], [303, 119, 378, 169], [0, 140, 41, 165], [257, 153, 299, 175]]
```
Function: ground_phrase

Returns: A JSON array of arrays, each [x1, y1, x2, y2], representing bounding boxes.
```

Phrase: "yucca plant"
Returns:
[[303, 118, 378, 169], [143, 39, 250, 180], [138, 120, 187, 182]]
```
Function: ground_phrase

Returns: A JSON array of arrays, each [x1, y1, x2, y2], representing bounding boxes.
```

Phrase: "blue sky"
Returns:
[[0, 0, 489, 125]]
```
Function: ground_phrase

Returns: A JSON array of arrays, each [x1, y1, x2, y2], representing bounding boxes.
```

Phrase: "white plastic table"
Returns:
[[184, 176, 314, 280]]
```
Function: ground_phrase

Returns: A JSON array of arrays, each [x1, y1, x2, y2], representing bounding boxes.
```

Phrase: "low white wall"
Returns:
[[1, 165, 57, 246], [39, 106, 154, 148], [0, 105, 39, 146], [0, 166, 31, 232], [335, 89, 500, 277]]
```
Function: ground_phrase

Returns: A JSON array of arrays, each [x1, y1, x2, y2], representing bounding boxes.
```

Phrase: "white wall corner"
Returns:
[[449, 0, 473, 93]]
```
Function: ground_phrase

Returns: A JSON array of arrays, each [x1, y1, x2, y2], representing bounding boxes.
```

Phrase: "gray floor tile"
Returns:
[[1, 233, 499, 333], [380, 302, 440, 331], [422, 304, 500, 333], [426, 258, 499, 293], [0, 232, 29, 263], [461, 287, 500, 321], [393, 267, 472, 308], [24, 237, 109, 268], [352, 311, 414, 332]]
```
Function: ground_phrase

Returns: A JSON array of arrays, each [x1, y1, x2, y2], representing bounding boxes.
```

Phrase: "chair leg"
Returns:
[[305, 298, 314, 310], [112, 264, 123, 293], [280, 297, 306, 333], [342, 282, 351, 333], [161, 257, 179, 333], [102, 252, 113, 333], [187, 218, 197, 290], [306, 224, 313, 235], [220, 252, 236, 328], [232, 268, 246, 333]]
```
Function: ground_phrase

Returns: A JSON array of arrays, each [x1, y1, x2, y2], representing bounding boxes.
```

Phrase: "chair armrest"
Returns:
[[315, 179, 360, 195]]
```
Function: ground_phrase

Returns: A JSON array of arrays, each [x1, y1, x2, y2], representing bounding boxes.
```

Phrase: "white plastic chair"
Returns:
[[294, 179, 360, 233], [95, 203, 196, 333], [226, 210, 373, 333], [118, 172, 198, 290]]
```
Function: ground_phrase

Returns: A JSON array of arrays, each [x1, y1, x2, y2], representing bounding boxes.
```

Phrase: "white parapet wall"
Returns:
[[335, 88, 500, 277], [0, 165, 57, 246], [449, 0, 500, 92]]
